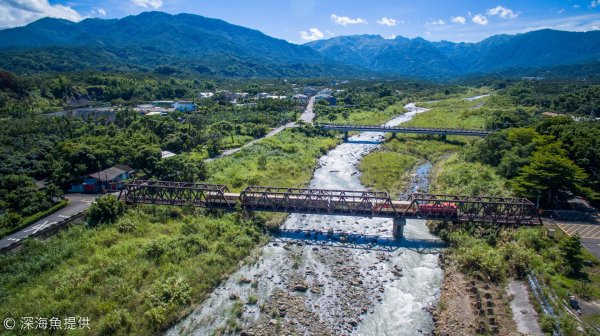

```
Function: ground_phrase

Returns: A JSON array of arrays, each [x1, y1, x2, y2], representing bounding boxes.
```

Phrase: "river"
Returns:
[[167, 103, 444, 336]]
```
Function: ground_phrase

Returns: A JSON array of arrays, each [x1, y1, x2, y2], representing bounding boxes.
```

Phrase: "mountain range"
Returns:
[[1, 11, 600, 79], [306, 31, 600, 79]]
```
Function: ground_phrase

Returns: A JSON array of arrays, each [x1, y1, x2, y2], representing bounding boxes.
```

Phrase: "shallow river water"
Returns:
[[167, 103, 444, 336]]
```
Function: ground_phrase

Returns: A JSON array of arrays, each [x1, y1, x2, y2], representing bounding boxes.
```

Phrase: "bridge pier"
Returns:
[[392, 218, 406, 239], [440, 134, 447, 142], [343, 131, 349, 142]]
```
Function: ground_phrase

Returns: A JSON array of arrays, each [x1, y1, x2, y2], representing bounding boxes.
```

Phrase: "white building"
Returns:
[[293, 94, 308, 104], [173, 101, 196, 112]]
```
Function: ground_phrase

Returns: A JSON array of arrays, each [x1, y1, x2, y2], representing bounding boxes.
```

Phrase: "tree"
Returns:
[[559, 235, 584, 276], [513, 143, 588, 204], [206, 136, 221, 158], [154, 155, 207, 182], [132, 146, 161, 173], [87, 195, 124, 226]]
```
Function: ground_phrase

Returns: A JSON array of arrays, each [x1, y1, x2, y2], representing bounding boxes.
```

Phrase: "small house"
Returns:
[[152, 100, 175, 108], [68, 165, 134, 193], [314, 94, 337, 106], [174, 101, 196, 112], [303, 87, 318, 96], [160, 150, 177, 159], [293, 94, 309, 105]]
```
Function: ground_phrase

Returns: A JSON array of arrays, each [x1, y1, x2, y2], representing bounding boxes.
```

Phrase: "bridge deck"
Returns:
[[318, 123, 492, 137], [120, 181, 540, 226]]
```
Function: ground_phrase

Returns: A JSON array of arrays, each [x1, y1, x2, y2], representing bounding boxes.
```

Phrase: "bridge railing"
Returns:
[[405, 193, 540, 225], [316, 123, 492, 134], [240, 186, 397, 217], [120, 180, 233, 208]]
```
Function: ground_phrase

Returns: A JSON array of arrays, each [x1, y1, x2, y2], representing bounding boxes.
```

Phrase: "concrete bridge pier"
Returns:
[[392, 217, 406, 239], [343, 131, 349, 141]]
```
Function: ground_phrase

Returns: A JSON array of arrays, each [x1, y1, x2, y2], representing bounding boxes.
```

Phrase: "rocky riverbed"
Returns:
[[167, 104, 444, 336]]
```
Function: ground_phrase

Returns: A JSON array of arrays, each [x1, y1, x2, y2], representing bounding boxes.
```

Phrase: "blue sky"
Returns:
[[2, 1, 600, 43]]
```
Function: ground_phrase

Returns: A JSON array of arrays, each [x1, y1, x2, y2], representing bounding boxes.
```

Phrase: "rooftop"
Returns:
[[88, 165, 133, 181]]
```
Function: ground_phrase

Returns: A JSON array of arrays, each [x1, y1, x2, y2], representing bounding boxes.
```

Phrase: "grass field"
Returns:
[[207, 129, 339, 191], [314, 102, 406, 125], [406, 97, 492, 129]]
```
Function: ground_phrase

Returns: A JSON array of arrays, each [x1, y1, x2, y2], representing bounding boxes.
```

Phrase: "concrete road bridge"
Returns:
[[119, 181, 540, 239], [316, 123, 492, 141]]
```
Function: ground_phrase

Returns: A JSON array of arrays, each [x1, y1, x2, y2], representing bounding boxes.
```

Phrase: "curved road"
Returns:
[[0, 194, 96, 250]]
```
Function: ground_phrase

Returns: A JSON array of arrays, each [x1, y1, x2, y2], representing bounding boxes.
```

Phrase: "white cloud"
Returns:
[[330, 14, 367, 26], [451, 16, 466, 24], [299, 28, 324, 41], [92, 8, 106, 17], [574, 4, 581, 8], [131, 0, 163, 9], [592, 1, 600, 8], [377, 17, 397, 27], [472, 14, 489, 25], [425, 20, 446, 31], [486, 6, 519, 19], [0, 0, 83, 28]]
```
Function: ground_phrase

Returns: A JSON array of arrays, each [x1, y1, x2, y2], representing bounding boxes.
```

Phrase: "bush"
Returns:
[[149, 276, 192, 308], [539, 314, 556, 333], [116, 218, 137, 233], [98, 309, 133, 335], [247, 294, 258, 305], [559, 235, 584, 276], [86, 195, 124, 226], [450, 233, 508, 282]]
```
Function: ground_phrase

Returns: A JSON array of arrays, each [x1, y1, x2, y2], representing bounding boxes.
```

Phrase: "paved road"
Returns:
[[581, 238, 600, 260], [554, 221, 600, 260], [299, 96, 316, 123], [0, 194, 95, 249], [206, 96, 316, 161]]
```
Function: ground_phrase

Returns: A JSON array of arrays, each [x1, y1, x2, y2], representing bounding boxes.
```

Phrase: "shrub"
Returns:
[[149, 276, 192, 308], [86, 195, 124, 226], [247, 294, 258, 305], [539, 314, 555, 333], [559, 235, 584, 276], [116, 218, 137, 233], [98, 309, 133, 335]]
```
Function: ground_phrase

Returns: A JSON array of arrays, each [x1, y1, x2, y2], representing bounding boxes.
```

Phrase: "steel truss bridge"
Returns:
[[119, 180, 540, 239], [317, 123, 492, 140]]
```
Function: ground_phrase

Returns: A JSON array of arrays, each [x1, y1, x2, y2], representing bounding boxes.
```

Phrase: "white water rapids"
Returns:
[[167, 103, 444, 336]]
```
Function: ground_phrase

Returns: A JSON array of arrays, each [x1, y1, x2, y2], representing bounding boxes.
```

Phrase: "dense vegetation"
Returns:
[[0, 175, 62, 236], [0, 127, 338, 335]]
